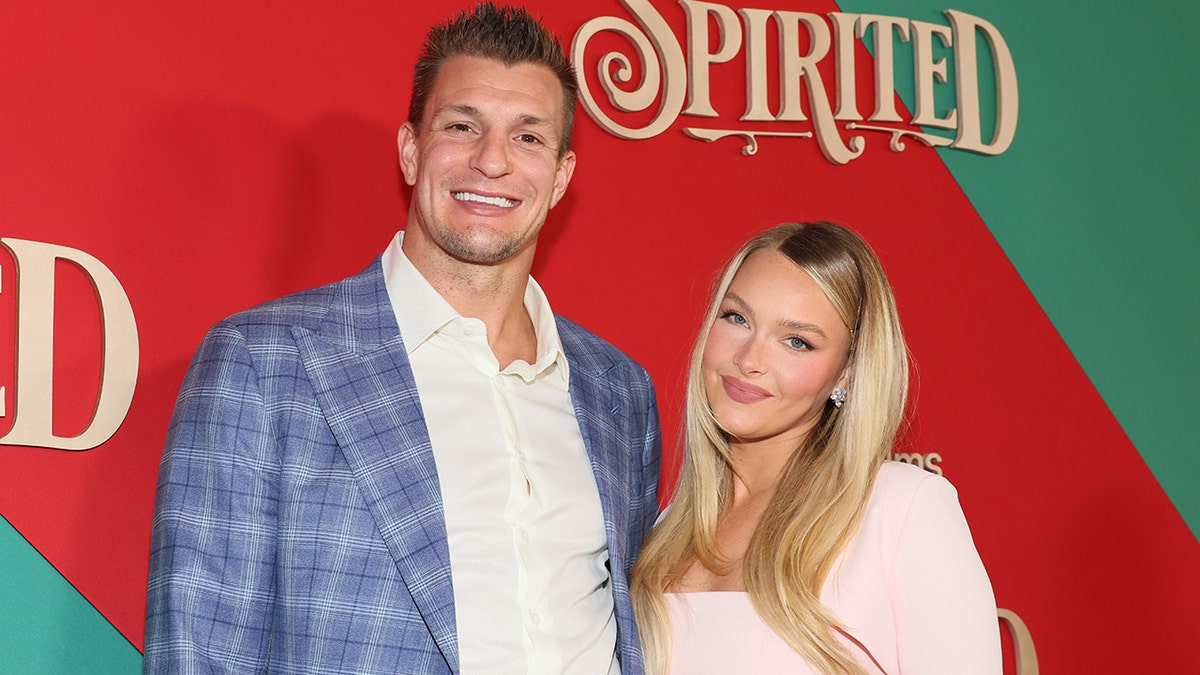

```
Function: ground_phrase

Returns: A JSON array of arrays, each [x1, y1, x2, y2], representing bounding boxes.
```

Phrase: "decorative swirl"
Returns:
[[589, 18, 659, 115], [570, 0, 686, 140], [846, 123, 954, 152], [683, 128, 815, 156]]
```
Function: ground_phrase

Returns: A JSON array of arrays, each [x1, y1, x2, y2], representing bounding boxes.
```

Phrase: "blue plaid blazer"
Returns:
[[144, 259, 662, 674]]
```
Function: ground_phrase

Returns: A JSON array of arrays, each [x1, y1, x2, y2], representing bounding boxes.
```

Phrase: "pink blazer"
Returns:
[[668, 461, 1002, 674]]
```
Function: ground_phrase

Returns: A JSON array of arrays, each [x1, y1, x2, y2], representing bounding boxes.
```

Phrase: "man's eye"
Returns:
[[448, 123, 473, 133], [515, 133, 542, 144]]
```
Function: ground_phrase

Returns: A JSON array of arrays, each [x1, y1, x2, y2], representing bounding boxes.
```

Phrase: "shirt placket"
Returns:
[[494, 372, 555, 673]]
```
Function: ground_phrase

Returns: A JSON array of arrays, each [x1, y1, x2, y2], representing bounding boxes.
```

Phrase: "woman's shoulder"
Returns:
[[872, 460, 958, 506], [862, 461, 968, 552]]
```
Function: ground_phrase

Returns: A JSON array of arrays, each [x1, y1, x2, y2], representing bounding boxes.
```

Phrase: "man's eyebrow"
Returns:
[[432, 105, 555, 130], [433, 103, 482, 119], [516, 113, 554, 129]]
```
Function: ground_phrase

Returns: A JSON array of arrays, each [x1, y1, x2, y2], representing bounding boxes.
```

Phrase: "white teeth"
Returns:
[[452, 191, 517, 207]]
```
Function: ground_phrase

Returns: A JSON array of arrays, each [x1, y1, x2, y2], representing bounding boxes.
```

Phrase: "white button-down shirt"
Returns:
[[382, 233, 619, 674]]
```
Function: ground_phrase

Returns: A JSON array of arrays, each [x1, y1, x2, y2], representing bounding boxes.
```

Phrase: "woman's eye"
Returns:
[[786, 337, 812, 350], [719, 310, 748, 326]]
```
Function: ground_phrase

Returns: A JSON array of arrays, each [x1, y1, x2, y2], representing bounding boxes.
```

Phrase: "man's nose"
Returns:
[[470, 130, 513, 178]]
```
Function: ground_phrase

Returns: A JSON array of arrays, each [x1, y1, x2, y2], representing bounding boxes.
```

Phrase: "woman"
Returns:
[[631, 222, 1001, 674]]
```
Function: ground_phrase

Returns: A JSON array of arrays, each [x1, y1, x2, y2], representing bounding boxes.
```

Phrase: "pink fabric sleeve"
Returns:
[[887, 474, 1003, 674]]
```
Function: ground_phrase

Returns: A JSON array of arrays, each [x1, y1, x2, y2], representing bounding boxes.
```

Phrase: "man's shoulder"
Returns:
[[555, 315, 649, 380], [217, 259, 385, 338]]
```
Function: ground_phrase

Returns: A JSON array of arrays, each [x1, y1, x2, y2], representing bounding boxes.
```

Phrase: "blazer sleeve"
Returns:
[[144, 322, 280, 672], [634, 367, 663, 550], [888, 474, 1003, 674]]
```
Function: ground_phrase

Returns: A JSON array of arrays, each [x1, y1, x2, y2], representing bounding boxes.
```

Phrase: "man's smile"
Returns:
[[452, 190, 520, 208]]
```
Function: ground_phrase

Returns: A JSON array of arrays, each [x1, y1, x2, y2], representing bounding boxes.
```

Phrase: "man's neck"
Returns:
[[402, 232, 539, 368]]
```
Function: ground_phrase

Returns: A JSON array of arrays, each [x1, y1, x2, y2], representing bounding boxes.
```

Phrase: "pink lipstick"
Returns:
[[720, 375, 772, 404]]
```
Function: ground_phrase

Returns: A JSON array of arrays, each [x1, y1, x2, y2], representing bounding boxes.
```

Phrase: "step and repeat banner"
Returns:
[[3, 0, 1197, 672]]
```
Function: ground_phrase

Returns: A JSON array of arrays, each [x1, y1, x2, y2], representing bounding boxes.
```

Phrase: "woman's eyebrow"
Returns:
[[725, 291, 828, 338], [779, 318, 827, 338]]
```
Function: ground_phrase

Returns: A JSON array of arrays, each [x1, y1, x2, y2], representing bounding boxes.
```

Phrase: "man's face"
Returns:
[[398, 55, 576, 268]]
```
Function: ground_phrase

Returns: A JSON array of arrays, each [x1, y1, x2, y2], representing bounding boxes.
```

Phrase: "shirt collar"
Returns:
[[381, 232, 570, 386]]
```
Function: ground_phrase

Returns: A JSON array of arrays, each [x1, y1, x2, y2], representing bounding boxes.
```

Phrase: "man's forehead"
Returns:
[[423, 58, 565, 126], [438, 60, 557, 92]]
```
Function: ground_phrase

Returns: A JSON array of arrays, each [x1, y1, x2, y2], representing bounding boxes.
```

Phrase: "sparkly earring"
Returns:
[[831, 387, 848, 408]]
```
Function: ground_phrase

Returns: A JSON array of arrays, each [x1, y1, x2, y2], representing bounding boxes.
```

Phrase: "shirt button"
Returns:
[[520, 529, 531, 542], [463, 325, 475, 336], [530, 611, 541, 625]]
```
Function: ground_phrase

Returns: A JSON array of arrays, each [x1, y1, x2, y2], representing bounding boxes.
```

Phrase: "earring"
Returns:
[[830, 387, 848, 408]]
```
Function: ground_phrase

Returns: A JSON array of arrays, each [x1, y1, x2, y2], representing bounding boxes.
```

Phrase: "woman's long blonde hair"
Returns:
[[631, 222, 909, 674]]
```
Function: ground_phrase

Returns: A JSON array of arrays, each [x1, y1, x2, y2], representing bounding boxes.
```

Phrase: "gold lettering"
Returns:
[[946, 9, 1018, 154], [681, 0, 742, 118], [570, 0, 687, 139], [571, 4, 1017, 162], [888, 452, 944, 475], [856, 15, 911, 123], [738, 8, 774, 122], [774, 10, 824, 122], [0, 238, 139, 451], [911, 20, 956, 129], [829, 12, 861, 121], [774, 10, 862, 164], [924, 451, 944, 476], [999, 608, 1040, 674], [0, 266, 3, 419]]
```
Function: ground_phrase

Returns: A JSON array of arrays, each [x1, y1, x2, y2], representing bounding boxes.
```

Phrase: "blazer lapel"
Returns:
[[294, 263, 459, 672], [561, 334, 638, 577], [559, 318, 650, 671]]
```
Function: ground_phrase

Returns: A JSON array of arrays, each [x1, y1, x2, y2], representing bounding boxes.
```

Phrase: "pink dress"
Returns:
[[666, 462, 1002, 674]]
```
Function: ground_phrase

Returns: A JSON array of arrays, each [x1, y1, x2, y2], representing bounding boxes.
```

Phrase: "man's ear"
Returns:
[[548, 150, 576, 209], [397, 122, 419, 187]]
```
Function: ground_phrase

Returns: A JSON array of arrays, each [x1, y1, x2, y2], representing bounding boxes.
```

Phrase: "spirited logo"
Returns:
[[0, 238, 139, 451], [572, 0, 1017, 163]]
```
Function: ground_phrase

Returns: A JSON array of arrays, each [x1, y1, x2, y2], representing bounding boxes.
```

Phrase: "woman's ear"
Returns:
[[835, 357, 854, 391]]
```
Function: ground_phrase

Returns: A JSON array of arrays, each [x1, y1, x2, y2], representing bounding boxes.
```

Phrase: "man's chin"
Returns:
[[439, 232, 532, 266]]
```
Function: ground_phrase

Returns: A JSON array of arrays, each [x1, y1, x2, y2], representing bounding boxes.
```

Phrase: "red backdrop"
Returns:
[[2, 1, 1197, 672]]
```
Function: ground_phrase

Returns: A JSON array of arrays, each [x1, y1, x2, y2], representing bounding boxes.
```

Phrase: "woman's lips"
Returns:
[[720, 375, 772, 404]]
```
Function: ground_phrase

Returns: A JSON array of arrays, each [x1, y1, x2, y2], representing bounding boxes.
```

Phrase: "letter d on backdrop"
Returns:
[[1, 238, 139, 451]]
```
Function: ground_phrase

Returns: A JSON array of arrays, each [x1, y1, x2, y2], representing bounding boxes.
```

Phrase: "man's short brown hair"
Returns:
[[408, 2, 578, 157]]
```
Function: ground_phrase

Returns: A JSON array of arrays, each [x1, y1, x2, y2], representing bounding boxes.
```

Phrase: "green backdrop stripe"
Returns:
[[0, 516, 143, 672], [836, 0, 1200, 540]]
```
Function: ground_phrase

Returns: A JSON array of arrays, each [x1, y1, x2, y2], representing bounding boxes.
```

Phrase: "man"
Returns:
[[144, 4, 661, 673]]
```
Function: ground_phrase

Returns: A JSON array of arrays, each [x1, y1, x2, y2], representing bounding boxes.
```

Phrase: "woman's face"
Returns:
[[702, 250, 853, 453]]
